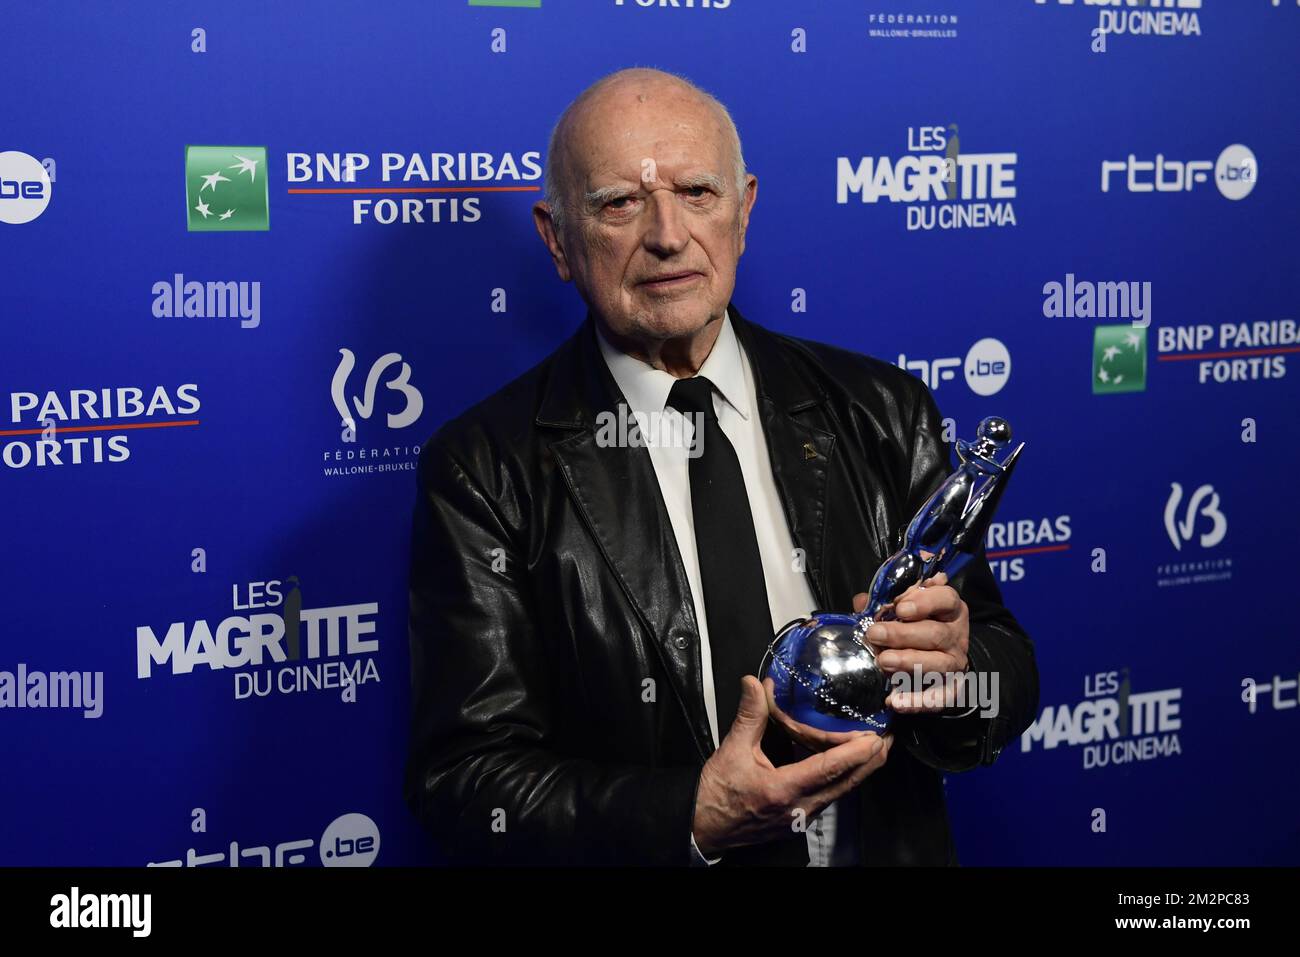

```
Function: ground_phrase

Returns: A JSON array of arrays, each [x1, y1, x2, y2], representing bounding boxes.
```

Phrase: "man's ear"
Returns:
[[533, 201, 572, 282], [737, 173, 757, 257]]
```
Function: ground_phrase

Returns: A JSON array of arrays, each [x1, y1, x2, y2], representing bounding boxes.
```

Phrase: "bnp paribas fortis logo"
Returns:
[[185, 145, 269, 231], [1092, 324, 1146, 395]]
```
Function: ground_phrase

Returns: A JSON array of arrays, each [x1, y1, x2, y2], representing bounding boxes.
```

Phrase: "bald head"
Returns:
[[532, 66, 758, 374], [543, 68, 747, 237]]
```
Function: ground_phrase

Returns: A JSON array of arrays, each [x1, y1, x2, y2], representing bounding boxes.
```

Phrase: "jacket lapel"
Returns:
[[537, 316, 715, 759], [534, 305, 845, 758], [728, 306, 837, 612]]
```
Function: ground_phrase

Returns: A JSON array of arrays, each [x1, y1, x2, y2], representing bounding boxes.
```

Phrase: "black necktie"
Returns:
[[666, 375, 809, 867]]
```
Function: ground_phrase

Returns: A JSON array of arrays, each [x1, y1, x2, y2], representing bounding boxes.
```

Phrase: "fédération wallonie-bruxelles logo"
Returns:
[[185, 145, 269, 231]]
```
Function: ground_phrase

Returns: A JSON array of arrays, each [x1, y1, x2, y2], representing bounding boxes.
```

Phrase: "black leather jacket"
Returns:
[[405, 305, 1039, 865]]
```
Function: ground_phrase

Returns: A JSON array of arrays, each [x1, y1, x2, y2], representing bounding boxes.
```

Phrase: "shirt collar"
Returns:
[[595, 306, 752, 420]]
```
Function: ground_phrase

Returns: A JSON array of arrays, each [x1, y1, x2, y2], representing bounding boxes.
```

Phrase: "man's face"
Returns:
[[535, 78, 757, 344]]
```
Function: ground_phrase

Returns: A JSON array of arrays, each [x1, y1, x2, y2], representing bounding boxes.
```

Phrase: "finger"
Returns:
[[884, 571, 952, 610], [866, 618, 953, 652], [727, 675, 771, 748], [893, 585, 963, 624], [766, 698, 871, 753], [875, 648, 964, 675], [856, 582, 926, 616], [801, 734, 895, 812], [886, 576, 933, 607], [778, 732, 884, 796], [888, 688, 960, 713], [888, 680, 966, 712]]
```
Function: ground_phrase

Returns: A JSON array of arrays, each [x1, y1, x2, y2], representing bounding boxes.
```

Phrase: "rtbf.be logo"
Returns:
[[185, 145, 269, 231], [1101, 144, 1256, 200], [148, 812, 380, 867], [897, 337, 1011, 396], [0, 151, 52, 224]]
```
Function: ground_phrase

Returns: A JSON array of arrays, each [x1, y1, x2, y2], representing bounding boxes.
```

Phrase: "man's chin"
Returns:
[[625, 298, 723, 341]]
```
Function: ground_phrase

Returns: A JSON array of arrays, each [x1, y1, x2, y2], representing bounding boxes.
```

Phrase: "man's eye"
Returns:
[[684, 186, 709, 198], [607, 197, 633, 209]]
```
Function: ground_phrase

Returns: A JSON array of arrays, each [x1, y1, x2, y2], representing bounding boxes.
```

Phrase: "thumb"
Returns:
[[728, 675, 770, 745]]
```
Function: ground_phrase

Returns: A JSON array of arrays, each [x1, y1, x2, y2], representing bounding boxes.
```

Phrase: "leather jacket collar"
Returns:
[[533, 303, 844, 757]]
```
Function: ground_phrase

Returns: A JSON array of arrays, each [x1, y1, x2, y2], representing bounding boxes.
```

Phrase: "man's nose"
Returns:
[[641, 189, 690, 255]]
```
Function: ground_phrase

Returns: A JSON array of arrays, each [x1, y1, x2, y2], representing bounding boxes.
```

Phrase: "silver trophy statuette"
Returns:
[[760, 416, 1024, 740]]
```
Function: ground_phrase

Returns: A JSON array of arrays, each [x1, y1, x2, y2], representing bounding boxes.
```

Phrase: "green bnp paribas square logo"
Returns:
[[185, 145, 268, 231], [1092, 324, 1147, 394]]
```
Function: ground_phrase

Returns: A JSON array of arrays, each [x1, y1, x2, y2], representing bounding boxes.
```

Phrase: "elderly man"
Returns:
[[405, 67, 1038, 866]]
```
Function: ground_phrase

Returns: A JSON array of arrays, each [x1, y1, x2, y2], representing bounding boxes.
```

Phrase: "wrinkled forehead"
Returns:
[[565, 84, 733, 186]]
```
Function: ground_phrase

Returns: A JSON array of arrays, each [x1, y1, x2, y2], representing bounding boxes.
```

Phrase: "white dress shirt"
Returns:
[[596, 306, 857, 867]]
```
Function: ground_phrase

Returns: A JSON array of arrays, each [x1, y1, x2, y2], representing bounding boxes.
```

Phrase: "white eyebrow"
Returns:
[[585, 184, 635, 207], [583, 171, 729, 209], [676, 171, 728, 194]]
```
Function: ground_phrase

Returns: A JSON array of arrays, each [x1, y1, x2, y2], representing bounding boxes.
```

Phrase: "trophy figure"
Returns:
[[760, 416, 1024, 739]]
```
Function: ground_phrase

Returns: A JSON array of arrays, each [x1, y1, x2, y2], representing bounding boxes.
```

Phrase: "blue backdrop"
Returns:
[[3, 0, 1297, 866]]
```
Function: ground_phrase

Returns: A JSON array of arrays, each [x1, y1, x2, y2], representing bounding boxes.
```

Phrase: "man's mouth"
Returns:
[[638, 271, 704, 289]]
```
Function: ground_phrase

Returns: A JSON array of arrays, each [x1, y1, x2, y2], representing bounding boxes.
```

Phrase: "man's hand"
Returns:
[[854, 571, 971, 714], [763, 675, 879, 754], [691, 675, 892, 857]]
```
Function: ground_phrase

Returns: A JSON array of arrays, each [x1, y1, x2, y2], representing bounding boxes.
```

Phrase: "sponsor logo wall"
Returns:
[[2, 1, 1297, 866]]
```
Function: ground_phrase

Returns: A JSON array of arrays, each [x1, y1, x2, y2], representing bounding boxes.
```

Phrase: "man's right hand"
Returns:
[[691, 675, 893, 857]]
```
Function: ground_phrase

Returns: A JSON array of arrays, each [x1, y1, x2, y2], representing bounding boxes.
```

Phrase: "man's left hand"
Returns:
[[852, 571, 970, 714]]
